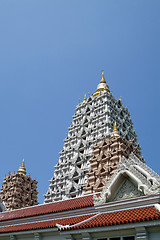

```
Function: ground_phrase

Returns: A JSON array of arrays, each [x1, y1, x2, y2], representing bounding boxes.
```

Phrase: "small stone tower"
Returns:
[[0, 159, 38, 211], [84, 122, 141, 194]]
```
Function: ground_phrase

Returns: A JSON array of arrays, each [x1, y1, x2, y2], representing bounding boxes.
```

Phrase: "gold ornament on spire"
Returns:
[[93, 71, 110, 97], [100, 70, 106, 83], [113, 121, 118, 132], [17, 158, 26, 175], [83, 94, 87, 102], [111, 121, 120, 138]]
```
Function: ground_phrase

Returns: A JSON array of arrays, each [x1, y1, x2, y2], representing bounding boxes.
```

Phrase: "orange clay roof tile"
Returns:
[[0, 206, 159, 233], [0, 194, 95, 222]]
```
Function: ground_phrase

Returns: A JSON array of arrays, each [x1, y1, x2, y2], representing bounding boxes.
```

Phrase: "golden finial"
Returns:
[[93, 71, 110, 97], [113, 121, 118, 132], [17, 158, 26, 175], [83, 94, 87, 102], [100, 70, 106, 83], [111, 121, 119, 138]]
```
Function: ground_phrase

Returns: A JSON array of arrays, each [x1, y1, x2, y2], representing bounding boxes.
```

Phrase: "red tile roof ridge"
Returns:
[[47, 206, 160, 231], [100, 205, 158, 214], [4, 193, 96, 212], [3, 212, 96, 229], [0, 193, 100, 222], [0, 214, 95, 233], [97, 203, 160, 215], [64, 205, 160, 231], [154, 203, 160, 212], [56, 213, 100, 231], [43, 192, 99, 206], [0, 206, 159, 233]]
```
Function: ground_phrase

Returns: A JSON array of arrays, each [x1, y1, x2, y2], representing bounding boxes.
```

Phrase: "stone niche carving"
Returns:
[[112, 178, 144, 201]]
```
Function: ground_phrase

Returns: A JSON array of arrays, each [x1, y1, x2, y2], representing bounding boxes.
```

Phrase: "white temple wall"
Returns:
[[148, 231, 160, 240], [1, 227, 160, 240]]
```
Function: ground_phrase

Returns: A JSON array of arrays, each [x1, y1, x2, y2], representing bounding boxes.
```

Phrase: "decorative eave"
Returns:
[[0, 204, 159, 234], [59, 205, 160, 232], [0, 194, 95, 222]]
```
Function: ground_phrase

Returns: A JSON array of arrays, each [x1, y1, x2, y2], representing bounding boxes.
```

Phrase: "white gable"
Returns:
[[94, 153, 160, 205], [112, 178, 143, 201]]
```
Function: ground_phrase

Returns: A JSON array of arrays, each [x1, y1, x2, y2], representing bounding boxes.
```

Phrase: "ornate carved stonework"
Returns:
[[0, 197, 6, 212], [0, 172, 38, 211], [94, 153, 160, 205], [44, 73, 141, 203], [84, 131, 140, 194], [112, 179, 143, 201]]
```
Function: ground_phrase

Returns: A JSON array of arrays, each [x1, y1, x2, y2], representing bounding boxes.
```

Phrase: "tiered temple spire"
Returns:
[[44, 72, 140, 203], [84, 122, 140, 194], [0, 159, 38, 210]]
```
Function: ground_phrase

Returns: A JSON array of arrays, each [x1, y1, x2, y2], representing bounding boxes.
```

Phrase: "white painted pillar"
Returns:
[[10, 236, 16, 240], [136, 227, 148, 240], [81, 232, 92, 240], [34, 232, 41, 240], [65, 234, 74, 240]]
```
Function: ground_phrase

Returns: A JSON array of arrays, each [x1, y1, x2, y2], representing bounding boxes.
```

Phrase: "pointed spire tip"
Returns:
[[17, 158, 26, 175], [93, 70, 110, 97], [113, 121, 118, 133], [100, 70, 106, 83], [83, 94, 87, 102], [111, 121, 120, 138]]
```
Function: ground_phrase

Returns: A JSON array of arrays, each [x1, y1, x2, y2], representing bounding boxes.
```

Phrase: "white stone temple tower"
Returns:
[[44, 71, 140, 203]]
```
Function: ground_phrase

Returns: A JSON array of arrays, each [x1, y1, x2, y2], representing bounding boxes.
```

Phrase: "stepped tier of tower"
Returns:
[[0, 160, 38, 211], [44, 72, 141, 203], [84, 122, 141, 194]]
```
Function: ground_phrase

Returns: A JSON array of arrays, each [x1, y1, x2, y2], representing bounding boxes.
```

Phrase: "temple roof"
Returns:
[[0, 194, 95, 222], [0, 206, 159, 233], [61, 206, 160, 231]]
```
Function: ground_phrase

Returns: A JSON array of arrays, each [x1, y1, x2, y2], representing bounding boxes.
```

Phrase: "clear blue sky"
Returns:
[[0, 0, 159, 204]]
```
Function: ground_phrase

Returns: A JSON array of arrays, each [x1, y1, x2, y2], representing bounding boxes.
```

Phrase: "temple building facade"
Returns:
[[0, 71, 160, 240], [44, 72, 141, 203], [0, 128, 160, 240]]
